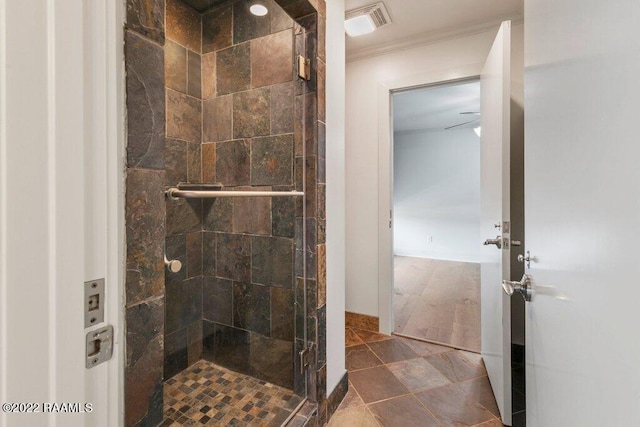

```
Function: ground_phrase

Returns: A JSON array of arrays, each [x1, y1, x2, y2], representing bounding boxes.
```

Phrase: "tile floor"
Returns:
[[163, 360, 302, 426], [331, 328, 503, 426], [394, 256, 481, 352]]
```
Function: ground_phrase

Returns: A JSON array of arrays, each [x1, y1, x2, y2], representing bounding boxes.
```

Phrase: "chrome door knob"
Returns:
[[502, 274, 533, 301], [484, 236, 502, 249]]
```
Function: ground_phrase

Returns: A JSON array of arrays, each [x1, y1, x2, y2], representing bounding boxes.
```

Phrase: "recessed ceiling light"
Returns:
[[474, 127, 482, 137], [345, 14, 376, 37], [250, 3, 268, 16]]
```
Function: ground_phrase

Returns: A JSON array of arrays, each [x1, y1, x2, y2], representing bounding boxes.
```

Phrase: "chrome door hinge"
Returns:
[[299, 343, 316, 374], [297, 55, 311, 81], [299, 347, 310, 374]]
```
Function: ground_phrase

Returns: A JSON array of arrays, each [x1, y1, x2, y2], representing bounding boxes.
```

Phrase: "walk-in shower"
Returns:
[[124, 0, 329, 424]]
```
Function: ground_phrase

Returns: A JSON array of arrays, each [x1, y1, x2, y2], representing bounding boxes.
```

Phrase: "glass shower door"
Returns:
[[162, 2, 312, 425]]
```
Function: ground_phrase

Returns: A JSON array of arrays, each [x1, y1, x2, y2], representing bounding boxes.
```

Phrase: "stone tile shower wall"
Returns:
[[197, 0, 301, 392], [125, 0, 166, 425], [124, 0, 327, 425]]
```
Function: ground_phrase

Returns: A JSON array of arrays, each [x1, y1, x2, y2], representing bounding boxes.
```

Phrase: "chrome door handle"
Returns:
[[484, 236, 502, 249], [517, 250, 533, 269], [502, 274, 532, 301]]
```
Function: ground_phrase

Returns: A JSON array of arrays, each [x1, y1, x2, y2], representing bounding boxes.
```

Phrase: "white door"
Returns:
[[524, 0, 640, 425], [0, 1, 123, 426], [480, 21, 512, 426]]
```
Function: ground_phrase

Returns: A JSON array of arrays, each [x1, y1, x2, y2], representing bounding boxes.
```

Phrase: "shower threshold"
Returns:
[[163, 360, 303, 426]]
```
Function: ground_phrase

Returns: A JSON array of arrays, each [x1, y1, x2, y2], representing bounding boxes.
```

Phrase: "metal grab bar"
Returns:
[[166, 188, 304, 199]]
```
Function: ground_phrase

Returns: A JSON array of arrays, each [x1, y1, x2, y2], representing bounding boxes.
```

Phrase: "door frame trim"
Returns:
[[103, 1, 126, 423], [86, 0, 126, 423], [376, 65, 485, 334]]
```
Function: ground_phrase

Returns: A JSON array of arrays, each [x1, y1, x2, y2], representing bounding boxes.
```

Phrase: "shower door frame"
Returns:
[[118, 0, 328, 424]]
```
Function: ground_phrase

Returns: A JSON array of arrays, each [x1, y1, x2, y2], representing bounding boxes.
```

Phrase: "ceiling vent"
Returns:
[[345, 2, 392, 34]]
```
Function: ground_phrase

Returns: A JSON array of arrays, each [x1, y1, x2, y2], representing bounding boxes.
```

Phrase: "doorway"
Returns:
[[364, 20, 523, 427], [391, 79, 483, 353]]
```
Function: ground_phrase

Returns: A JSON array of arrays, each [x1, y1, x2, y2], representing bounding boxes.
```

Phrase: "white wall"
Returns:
[[345, 23, 524, 318], [325, 0, 347, 395], [393, 128, 482, 262]]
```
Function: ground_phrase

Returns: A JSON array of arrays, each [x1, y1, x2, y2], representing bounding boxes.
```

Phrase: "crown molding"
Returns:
[[346, 13, 524, 63]]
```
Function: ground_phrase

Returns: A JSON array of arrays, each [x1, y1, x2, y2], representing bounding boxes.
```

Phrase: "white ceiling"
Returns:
[[393, 80, 480, 133], [345, 0, 523, 58]]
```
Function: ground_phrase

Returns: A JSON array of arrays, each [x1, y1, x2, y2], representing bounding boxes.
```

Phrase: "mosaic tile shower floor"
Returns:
[[163, 360, 303, 426]]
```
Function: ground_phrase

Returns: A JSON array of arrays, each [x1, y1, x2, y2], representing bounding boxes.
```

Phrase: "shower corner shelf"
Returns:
[[176, 182, 224, 191]]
